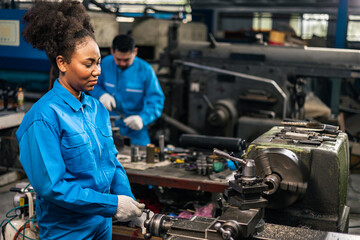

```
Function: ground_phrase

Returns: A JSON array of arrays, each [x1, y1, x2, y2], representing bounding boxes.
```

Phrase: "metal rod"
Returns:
[[161, 113, 199, 134], [213, 148, 247, 166]]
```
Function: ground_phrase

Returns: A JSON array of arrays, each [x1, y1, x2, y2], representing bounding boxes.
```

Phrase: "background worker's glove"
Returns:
[[99, 93, 116, 111], [130, 211, 154, 234], [115, 195, 145, 222], [124, 115, 143, 130]]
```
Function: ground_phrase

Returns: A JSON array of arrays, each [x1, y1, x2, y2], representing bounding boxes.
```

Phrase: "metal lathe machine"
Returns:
[[142, 121, 354, 240]]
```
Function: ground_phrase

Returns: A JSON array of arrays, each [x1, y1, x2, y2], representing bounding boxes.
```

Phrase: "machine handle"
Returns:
[[10, 187, 23, 193], [213, 148, 247, 166], [214, 223, 234, 240], [179, 134, 245, 152]]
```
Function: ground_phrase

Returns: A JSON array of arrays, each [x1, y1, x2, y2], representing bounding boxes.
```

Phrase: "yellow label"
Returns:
[[19, 197, 25, 206], [175, 159, 184, 163]]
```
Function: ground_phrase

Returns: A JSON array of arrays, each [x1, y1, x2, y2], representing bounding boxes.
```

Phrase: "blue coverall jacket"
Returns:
[[90, 56, 165, 146], [16, 80, 134, 240]]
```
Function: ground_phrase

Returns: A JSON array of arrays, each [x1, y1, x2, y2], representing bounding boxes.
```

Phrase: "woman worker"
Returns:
[[16, 0, 147, 239]]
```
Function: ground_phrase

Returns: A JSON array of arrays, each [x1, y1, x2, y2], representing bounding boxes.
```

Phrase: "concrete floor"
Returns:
[[0, 174, 360, 239]]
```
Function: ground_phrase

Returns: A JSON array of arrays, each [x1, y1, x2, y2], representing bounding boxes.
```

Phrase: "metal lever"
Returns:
[[213, 148, 247, 166], [143, 209, 152, 239], [113, 109, 126, 119]]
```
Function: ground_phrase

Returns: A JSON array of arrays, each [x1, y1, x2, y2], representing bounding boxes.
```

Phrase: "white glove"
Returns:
[[114, 195, 145, 222], [130, 211, 154, 234], [99, 93, 116, 111], [124, 115, 143, 130]]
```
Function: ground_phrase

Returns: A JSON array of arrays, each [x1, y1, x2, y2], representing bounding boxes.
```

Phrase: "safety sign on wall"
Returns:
[[0, 20, 20, 46]]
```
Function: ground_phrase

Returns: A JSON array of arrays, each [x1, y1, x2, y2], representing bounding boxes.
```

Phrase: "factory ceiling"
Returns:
[[84, 0, 360, 16], [189, 0, 360, 15], [5, 0, 360, 16], [190, 0, 355, 8]]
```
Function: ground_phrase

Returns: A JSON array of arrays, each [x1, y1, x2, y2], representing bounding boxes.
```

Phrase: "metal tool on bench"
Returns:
[[271, 121, 341, 145]]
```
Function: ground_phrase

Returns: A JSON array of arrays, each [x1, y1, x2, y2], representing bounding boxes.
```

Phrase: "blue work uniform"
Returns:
[[16, 80, 134, 240], [90, 56, 165, 146]]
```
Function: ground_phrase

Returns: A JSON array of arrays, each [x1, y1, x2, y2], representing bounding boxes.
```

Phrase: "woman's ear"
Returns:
[[56, 55, 67, 73]]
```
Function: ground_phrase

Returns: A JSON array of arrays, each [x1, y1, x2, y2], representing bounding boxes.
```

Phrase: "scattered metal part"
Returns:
[[281, 121, 340, 134], [159, 135, 165, 162], [146, 144, 155, 163], [273, 122, 339, 145], [131, 146, 140, 162], [196, 154, 213, 176]]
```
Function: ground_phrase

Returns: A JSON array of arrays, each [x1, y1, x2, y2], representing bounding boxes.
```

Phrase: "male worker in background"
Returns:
[[91, 34, 165, 146]]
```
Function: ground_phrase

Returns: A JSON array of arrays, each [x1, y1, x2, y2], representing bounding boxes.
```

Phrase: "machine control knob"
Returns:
[[214, 221, 241, 240], [214, 223, 232, 240], [207, 107, 229, 127]]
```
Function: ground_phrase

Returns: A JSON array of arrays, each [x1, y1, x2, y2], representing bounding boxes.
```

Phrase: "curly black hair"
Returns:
[[22, 0, 95, 68]]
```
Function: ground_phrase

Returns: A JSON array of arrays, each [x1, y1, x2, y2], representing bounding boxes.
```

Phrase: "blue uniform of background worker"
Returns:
[[91, 34, 165, 146]]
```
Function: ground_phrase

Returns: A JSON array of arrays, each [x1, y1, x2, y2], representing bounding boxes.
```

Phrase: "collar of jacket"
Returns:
[[52, 79, 92, 112]]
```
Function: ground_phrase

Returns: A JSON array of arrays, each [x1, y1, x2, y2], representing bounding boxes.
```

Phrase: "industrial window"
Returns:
[[252, 12, 273, 31], [252, 13, 328, 40], [301, 14, 329, 39], [289, 14, 302, 37], [347, 15, 360, 41]]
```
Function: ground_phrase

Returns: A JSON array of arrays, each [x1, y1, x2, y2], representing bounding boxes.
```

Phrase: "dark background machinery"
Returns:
[[155, 24, 360, 144]]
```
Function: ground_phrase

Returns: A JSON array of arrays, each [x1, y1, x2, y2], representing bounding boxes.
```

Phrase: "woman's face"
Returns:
[[57, 36, 101, 99]]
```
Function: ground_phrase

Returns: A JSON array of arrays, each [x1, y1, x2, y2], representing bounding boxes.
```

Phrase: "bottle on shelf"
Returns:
[[17, 87, 24, 111]]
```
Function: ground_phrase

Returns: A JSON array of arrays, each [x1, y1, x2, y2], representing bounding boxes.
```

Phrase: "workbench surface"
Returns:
[[124, 163, 231, 193]]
